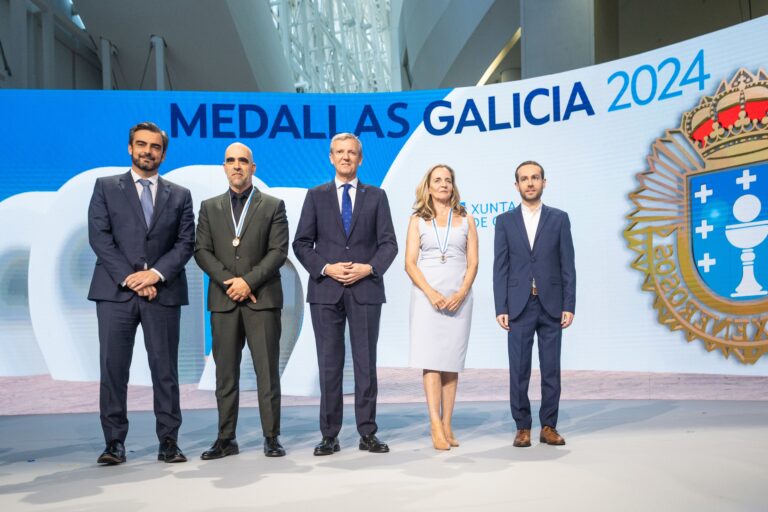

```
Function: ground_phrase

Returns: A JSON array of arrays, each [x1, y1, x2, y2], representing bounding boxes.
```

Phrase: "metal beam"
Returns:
[[9, 0, 29, 87], [269, 0, 391, 93], [40, 8, 55, 88], [100, 37, 113, 89], [150, 35, 166, 90]]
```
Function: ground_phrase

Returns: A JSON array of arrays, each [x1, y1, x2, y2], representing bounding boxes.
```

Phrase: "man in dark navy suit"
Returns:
[[293, 132, 398, 455], [88, 121, 195, 465], [493, 160, 576, 448]]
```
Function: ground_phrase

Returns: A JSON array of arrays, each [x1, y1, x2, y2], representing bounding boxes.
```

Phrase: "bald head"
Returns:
[[223, 142, 256, 193], [226, 142, 253, 162]]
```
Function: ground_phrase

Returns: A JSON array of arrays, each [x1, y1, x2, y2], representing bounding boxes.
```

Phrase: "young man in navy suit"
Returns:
[[493, 161, 576, 448], [88, 122, 195, 465], [293, 133, 398, 455]]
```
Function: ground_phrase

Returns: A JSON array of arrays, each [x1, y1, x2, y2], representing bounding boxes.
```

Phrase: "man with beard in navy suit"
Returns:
[[493, 160, 576, 448], [88, 121, 194, 465]]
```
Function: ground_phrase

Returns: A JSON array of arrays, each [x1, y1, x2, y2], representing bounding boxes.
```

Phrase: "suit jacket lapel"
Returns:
[[238, 187, 263, 238], [512, 206, 532, 253], [219, 193, 237, 239], [327, 181, 347, 239], [119, 171, 149, 231], [347, 181, 367, 239], [148, 177, 171, 234], [532, 205, 550, 252]]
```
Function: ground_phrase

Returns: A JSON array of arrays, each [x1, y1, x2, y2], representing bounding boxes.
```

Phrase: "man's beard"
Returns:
[[524, 189, 543, 201], [132, 154, 159, 173]]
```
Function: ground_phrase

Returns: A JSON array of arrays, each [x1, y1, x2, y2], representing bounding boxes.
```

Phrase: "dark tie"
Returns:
[[138, 179, 153, 228], [341, 183, 353, 236], [232, 193, 246, 224]]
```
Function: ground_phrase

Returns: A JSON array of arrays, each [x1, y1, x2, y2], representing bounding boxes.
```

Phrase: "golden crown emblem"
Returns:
[[682, 68, 768, 163]]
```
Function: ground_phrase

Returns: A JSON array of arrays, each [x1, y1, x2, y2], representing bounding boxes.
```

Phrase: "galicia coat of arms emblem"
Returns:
[[624, 69, 768, 363]]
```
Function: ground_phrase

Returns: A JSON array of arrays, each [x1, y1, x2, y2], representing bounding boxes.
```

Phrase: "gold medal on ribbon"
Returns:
[[230, 188, 255, 250]]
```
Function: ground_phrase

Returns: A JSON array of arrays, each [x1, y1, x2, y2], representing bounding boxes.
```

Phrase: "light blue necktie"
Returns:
[[138, 179, 154, 228], [341, 183, 353, 236]]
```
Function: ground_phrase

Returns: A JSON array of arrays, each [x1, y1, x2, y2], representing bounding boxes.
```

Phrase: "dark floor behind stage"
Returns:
[[1, 399, 767, 512]]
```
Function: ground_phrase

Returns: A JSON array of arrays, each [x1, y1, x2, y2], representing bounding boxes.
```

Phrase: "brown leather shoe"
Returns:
[[540, 426, 566, 445], [513, 429, 531, 447]]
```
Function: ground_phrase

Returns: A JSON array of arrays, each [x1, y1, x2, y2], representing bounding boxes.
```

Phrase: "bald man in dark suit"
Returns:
[[195, 142, 288, 459]]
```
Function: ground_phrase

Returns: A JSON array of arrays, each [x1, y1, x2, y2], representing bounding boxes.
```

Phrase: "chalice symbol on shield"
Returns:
[[724, 194, 768, 297]]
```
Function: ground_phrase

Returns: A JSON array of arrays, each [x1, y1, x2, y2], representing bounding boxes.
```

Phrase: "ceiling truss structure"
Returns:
[[270, 0, 391, 93]]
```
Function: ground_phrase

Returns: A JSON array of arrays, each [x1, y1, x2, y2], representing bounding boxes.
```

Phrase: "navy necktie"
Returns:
[[341, 183, 353, 236], [138, 179, 153, 228]]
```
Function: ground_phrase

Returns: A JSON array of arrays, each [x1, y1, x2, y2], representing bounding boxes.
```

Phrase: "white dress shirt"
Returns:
[[128, 169, 164, 281], [131, 169, 158, 205], [335, 177, 358, 209], [521, 202, 542, 289], [521, 202, 542, 250], [321, 177, 360, 277]]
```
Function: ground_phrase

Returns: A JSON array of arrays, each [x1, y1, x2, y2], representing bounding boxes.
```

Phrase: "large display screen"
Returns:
[[1, 17, 767, 413]]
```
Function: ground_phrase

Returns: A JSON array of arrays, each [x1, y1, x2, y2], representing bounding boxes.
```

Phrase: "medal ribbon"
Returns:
[[230, 188, 255, 241], [431, 209, 452, 261]]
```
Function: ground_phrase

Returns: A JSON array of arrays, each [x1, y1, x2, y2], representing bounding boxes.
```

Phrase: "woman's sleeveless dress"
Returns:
[[409, 216, 473, 372]]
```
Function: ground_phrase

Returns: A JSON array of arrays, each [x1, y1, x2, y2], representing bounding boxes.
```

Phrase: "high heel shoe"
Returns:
[[431, 422, 450, 451]]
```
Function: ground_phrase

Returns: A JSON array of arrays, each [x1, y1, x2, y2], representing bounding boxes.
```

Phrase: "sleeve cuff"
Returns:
[[150, 268, 166, 282]]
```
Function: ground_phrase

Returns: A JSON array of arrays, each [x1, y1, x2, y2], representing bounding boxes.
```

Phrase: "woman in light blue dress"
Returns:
[[405, 164, 478, 450]]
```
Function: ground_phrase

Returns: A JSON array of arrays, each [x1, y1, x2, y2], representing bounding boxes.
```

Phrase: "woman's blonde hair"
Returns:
[[412, 164, 467, 220]]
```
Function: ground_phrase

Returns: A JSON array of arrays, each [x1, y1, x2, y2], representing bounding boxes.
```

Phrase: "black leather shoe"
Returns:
[[201, 438, 239, 460], [158, 438, 187, 463], [313, 436, 340, 456], [264, 436, 286, 457], [359, 434, 389, 453], [97, 439, 126, 465]]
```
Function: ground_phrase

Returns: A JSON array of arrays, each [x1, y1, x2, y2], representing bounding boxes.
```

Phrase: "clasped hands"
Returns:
[[427, 288, 467, 313], [124, 270, 160, 301], [325, 262, 373, 286], [223, 277, 257, 303]]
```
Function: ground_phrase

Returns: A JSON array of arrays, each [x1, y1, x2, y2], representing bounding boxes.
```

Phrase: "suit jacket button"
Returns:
[[236, 256, 240, 260], [345, 246, 350, 250]]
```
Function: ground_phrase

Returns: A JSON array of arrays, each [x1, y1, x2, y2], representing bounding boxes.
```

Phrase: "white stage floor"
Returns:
[[1, 400, 767, 511]]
